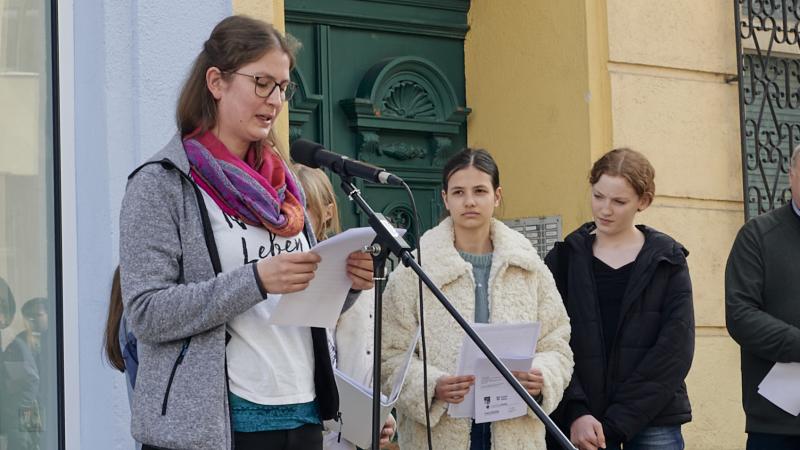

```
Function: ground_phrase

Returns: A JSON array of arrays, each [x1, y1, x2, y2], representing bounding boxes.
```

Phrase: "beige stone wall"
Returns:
[[465, 0, 596, 234], [607, 0, 747, 448]]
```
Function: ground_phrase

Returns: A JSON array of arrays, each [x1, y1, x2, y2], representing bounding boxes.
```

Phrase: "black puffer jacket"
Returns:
[[544, 223, 694, 444]]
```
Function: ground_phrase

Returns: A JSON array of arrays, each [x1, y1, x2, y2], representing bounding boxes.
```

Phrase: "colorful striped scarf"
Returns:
[[184, 130, 306, 237]]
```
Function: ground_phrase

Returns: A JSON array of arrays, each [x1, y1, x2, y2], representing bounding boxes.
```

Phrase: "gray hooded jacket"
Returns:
[[120, 134, 338, 450]]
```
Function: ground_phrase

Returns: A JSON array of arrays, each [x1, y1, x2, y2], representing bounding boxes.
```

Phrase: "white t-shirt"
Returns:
[[201, 190, 316, 405]]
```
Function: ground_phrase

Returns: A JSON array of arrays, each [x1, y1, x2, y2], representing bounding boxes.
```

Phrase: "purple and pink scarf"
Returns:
[[183, 130, 306, 237]]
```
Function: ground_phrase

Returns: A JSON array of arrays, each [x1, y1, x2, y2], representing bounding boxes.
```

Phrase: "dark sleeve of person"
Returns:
[[602, 261, 695, 443], [2, 338, 39, 398], [545, 244, 593, 427], [725, 223, 800, 362]]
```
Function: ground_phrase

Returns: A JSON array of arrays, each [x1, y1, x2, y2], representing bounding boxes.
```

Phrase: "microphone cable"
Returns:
[[400, 181, 434, 450]]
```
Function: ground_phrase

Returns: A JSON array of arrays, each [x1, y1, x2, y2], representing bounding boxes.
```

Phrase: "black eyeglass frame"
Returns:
[[226, 71, 297, 101]]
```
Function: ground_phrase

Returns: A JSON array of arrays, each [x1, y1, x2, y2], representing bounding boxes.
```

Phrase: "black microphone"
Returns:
[[291, 139, 404, 186]]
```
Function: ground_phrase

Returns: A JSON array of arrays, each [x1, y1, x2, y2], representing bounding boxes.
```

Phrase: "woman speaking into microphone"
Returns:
[[119, 15, 372, 450]]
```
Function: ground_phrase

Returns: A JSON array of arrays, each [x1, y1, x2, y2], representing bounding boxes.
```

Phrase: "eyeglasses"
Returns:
[[226, 71, 297, 102]]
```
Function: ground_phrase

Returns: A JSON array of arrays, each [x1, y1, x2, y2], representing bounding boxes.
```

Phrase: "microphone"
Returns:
[[291, 139, 404, 186]]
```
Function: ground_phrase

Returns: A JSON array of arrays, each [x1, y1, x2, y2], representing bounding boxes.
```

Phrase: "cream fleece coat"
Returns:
[[381, 218, 573, 450]]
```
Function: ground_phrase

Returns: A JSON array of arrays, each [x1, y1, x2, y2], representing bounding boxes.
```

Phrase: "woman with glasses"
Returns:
[[119, 16, 373, 450]]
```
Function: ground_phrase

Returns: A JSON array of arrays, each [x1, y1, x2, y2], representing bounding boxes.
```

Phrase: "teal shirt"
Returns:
[[229, 392, 320, 432], [458, 250, 493, 323]]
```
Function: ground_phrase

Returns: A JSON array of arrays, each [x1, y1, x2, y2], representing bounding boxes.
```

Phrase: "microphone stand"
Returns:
[[339, 176, 576, 450]]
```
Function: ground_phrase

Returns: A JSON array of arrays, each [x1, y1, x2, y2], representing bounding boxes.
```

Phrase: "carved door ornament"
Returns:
[[340, 56, 470, 166]]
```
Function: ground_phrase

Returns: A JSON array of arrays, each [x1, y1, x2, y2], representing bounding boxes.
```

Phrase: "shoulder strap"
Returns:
[[126, 159, 227, 384], [128, 159, 221, 275]]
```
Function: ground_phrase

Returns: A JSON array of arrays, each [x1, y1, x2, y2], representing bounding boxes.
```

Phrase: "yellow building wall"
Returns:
[[465, 1, 597, 235], [607, 1, 745, 447], [469, 1, 749, 449]]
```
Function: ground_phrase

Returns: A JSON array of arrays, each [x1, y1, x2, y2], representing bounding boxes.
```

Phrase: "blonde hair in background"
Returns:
[[293, 164, 341, 241], [792, 144, 800, 170]]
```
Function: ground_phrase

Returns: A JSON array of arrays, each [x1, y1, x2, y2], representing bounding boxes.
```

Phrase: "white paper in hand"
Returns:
[[758, 362, 800, 416], [266, 227, 376, 328], [473, 356, 534, 424], [448, 322, 541, 418]]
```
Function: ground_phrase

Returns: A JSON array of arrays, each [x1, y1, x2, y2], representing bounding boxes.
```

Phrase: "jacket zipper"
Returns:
[[161, 339, 191, 415]]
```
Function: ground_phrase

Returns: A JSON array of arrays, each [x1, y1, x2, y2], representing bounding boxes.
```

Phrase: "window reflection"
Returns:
[[0, 0, 57, 449]]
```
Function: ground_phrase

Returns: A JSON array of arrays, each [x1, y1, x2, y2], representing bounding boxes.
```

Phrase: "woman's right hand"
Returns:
[[433, 374, 475, 404], [255, 252, 321, 294], [570, 414, 606, 450]]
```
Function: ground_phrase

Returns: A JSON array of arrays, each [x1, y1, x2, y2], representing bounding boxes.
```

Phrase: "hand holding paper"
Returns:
[[512, 367, 544, 397], [474, 356, 534, 424], [434, 374, 476, 404], [266, 227, 376, 328], [448, 322, 541, 420]]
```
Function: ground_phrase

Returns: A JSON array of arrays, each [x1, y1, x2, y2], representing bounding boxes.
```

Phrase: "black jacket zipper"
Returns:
[[161, 339, 191, 415]]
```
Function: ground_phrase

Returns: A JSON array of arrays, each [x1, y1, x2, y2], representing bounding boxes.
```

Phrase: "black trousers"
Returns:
[[141, 424, 323, 450], [235, 424, 323, 450], [746, 432, 800, 450]]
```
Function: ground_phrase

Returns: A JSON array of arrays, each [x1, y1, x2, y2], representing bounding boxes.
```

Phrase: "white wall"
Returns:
[[69, 1, 231, 448]]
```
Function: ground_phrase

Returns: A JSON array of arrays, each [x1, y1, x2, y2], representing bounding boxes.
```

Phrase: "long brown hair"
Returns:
[[176, 15, 300, 163], [103, 267, 125, 372]]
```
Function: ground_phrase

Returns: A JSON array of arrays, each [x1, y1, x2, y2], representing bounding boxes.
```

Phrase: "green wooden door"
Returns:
[[287, 0, 470, 243]]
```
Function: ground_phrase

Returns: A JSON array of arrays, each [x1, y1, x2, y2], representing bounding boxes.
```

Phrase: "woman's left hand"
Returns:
[[512, 368, 544, 397], [379, 414, 396, 447], [346, 251, 374, 291]]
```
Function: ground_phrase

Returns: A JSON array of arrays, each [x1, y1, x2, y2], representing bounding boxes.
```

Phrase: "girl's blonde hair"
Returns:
[[293, 164, 341, 241]]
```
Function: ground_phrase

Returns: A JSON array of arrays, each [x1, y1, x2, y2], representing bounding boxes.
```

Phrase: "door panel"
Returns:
[[287, 0, 470, 242]]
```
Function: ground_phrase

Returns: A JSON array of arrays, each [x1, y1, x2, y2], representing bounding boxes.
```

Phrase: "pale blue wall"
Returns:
[[73, 1, 230, 448]]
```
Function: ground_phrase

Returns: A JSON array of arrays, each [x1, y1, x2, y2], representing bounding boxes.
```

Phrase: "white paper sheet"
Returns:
[[758, 362, 800, 416], [324, 329, 420, 449], [448, 322, 541, 418], [266, 227, 377, 328], [473, 356, 534, 423]]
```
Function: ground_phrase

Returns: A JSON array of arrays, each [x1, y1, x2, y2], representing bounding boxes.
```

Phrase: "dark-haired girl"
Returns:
[[545, 148, 694, 450], [381, 148, 573, 450]]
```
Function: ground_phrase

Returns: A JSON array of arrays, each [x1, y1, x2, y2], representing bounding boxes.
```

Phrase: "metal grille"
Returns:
[[504, 216, 562, 258], [735, 0, 799, 218]]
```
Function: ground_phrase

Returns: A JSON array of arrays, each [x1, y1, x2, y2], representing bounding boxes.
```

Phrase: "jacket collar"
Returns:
[[563, 222, 689, 322], [564, 222, 689, 267], [420, 217, 541, 287], [149, 133, 192, 174]]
